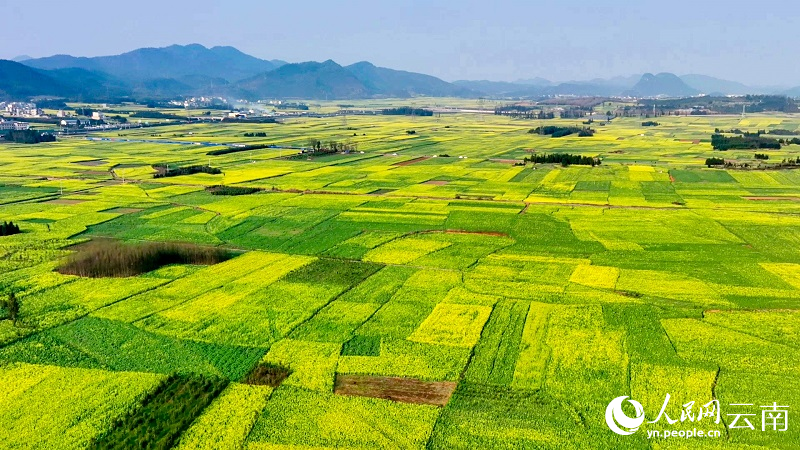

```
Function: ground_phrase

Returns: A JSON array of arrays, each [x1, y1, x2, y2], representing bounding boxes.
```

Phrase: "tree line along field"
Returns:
[[0, 108, 799, 449]]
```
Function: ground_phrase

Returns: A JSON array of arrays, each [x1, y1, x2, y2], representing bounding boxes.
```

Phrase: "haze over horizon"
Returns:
[[3, 0, 799, 87]]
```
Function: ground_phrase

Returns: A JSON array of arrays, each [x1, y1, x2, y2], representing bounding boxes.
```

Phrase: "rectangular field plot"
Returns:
[[408, 303, 492, 347], [569, 264, 620, 289], [174, 383, 273, 450], [0, 363, 164, 450], [245, 386, 441, 450]]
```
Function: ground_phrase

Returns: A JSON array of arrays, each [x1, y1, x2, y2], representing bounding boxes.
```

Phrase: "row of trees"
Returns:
[[206, 185, 262, 196], [0, 221, 21, 236], [529, 126, 595, 138], [152, 164, 222, 178], [766, 129, 800, 136], [275, 103, 309, 110], [305, 139, 358, 153], [524, 153, 601, 167], [640, 96, 799, 115], [243, 132, 267, 137], [129, 111, 184, 120], [494, 106, 556, 120], [706, 156, 800, 168], [711, 134, 781, 150], [207, 143, 272, 156], [715, 129, 800, 146], [381, 107, 434, 116], [715, 128, 762, 135]]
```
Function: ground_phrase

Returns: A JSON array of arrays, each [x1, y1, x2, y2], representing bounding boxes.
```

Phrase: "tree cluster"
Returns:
[[206, 185, 262, 196], [705, 157, 725, 167], [275, 103, 309, 110], [715, 128, 766, 136], [1, 292, 19, 326], [524, 153, 601, 167], [0, 221, 21, 236], [529, 126, 595, 138], [73, 107, 94, 117], [381, 107, 433, 116], [152, 164, 221, 178], [306, 139, 358, 154], [57, 239, 233, 278], [641, 96, 799, 115], [3, 130, 56, 144], [765, 129, 800, 136], [711, 134, 781, 151], [243, 132, 267, 137], [206, 143, 272, 156], [129, 111, 184, 120], [728, 157, 800, 169], [642, 121, 660, 127], [754, 153, 770, 160]]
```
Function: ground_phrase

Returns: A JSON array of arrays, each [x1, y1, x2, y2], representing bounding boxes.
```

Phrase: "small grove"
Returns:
[[3, 130, 57, 144], [0, 221, 21, 236], [153, 164, 222, 178], [711, 133, 781, 150], [529, 126, 594, 137], [57, 239, 234, 278], [523, 153, 601, 167]]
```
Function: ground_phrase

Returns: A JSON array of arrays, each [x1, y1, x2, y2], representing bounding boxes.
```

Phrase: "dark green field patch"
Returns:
[[341, 335, 381, 356], [464, 300, 528, 385], [602, 304, 687, 365], [670, 169, 736, 183], [0, 316, 266, 379], [90, 374, 228, 450], [574, 180, 611, 192], [280, 258, 382, 287]]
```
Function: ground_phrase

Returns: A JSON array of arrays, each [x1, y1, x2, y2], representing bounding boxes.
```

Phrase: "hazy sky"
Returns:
[[2, 0, 798, 86]]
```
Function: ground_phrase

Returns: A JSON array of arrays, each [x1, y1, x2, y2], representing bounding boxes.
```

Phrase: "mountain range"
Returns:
[[0, 44, 798, 101]]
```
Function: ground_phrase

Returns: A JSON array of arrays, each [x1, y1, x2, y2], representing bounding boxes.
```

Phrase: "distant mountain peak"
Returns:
[[625, 72, 699, 98], [22, 44, 278, 84]]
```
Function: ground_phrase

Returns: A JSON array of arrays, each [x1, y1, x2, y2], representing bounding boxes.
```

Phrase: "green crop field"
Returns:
[[1, 106, 799, 449]]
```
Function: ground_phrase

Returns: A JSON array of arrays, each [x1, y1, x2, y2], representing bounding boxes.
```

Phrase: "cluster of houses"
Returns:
[[168, 96, 229, 109], [0, 119, 31, 131], [1, 102, 44, 117]]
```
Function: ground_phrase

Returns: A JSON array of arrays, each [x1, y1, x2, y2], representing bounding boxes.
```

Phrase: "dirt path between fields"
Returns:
[[334, 374, 457, 406], [744, 196, 800, 201], [393, 156, 431, 166]]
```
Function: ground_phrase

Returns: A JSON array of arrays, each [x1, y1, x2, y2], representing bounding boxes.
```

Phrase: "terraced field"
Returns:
[[1, 108, 799, 449]]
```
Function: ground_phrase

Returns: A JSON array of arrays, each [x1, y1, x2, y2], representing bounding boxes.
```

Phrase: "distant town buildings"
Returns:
[[169, 96, 229, 109], [92, 111, 105, 120], [1, 102, 44, 117], [60, 119, 91, 127], [0, 120, 31, 131]]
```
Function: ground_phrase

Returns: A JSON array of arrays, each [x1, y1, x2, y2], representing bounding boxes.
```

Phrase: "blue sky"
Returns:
[[2, 0, 798, 86]]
